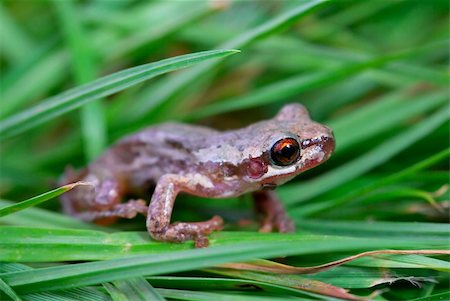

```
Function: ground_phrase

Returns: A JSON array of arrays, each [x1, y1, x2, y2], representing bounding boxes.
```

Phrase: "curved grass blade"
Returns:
[[0, 199, 106, 230], [0, 49, 240, 140], [0, 182, 90, 218], [280, 104, 449, 206], [219, 250, 450, 274], [1, 227, 448, 262]]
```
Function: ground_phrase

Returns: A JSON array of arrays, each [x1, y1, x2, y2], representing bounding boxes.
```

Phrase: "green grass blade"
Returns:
[[0, 49, 240, 140], [1, 227, 447, 262], [349, 254, 450, 272], [207, 268, 360, 300], [0, 199, 106, 230], [146, 276, 323, 299], [113, 278, 166, 301], [0, 3, 33, 66], [0, 182, 90, 218], [302, 265, 438, 289], [55, 0, 107, 161], [0, 263, 109, 301], [0, 278, 22, 301], [297, 220, 450, 241], [156, 288, 305, 301], [0, 50, 67, 119], [410, 291, 450, 301], [280, 104, 449, 206]]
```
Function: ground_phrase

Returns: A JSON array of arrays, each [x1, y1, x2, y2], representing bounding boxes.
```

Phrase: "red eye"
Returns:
[[270, 138, 300, 166]]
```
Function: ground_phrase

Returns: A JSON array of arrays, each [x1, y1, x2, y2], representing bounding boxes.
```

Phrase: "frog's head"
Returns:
[[243, 103, 335, 188]]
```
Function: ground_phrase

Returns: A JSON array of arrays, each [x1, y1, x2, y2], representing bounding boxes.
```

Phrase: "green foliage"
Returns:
[[0, 1, 448, 300]]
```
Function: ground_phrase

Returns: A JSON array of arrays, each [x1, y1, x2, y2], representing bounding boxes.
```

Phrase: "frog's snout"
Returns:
[[321, 135, 335, 158], [300, 132, 335, 162]]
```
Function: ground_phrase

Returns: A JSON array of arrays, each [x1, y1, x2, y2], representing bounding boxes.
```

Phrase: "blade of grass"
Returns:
[[296, 220, 450, 241], [206, 268, 362, 301], [0, 182, 90, 218], [147, 276, 323, 299], [0, 50, 67, 119], [219, 250, 450, 274], [0, 49, 240, 140], [0, 199, 106, 230], [113, 278, 166, 301], [348, 254, 450, 272], [0, 3, 33, 65], [104, 283, 128, 301], [1, 227, 448, 262], [0, 263, 109, 301], [55, 0, 106, 161], [279, 104, 449, 206], [410, 292, 450, 301], [301, 266, 438, 289], [0, 278, 22, 301], [156, 288, 306, 301]]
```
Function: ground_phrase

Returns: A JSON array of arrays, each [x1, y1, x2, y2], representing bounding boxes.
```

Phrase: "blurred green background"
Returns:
[[0, 1, 449, 300]]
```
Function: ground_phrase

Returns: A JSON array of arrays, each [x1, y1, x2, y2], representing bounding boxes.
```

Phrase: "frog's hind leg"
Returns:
[[146, 174, 224, 248], [61, 173, 147, 223], [252, 190, 295, 233], [75, 199, 148, 222]]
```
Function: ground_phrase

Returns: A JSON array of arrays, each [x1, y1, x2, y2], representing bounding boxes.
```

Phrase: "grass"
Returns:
[[0, 1, 449, 301]]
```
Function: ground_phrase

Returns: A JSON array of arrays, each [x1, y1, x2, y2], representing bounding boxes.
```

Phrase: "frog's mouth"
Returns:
[[261, 183, 277, 190]]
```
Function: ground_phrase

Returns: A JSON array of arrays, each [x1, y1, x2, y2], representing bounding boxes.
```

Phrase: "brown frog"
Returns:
[[61, 103, 335, 247]]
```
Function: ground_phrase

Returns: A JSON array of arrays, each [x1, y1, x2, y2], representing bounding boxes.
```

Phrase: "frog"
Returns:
[[60, 103, 335, 247]]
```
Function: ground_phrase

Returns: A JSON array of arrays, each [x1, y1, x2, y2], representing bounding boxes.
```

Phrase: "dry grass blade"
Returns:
[[219, 250, 450, 275]]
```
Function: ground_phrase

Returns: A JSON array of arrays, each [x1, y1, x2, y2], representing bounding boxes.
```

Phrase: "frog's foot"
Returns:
[[253, 190, 295, 233], [149, 215, 224, 248], [259, 211, 295, 233], [76, 199, 148, 221]]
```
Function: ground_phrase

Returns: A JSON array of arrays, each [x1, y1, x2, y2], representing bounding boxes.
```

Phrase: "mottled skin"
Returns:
[[60, 103, 335, 247]]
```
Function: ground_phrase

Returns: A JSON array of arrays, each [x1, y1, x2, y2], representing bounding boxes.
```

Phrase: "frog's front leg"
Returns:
[[147, 174, 224, 248], [253, 190, 295, 233]]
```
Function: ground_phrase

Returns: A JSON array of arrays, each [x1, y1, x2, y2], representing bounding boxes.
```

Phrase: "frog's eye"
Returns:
[[270, 138, 300, 166]]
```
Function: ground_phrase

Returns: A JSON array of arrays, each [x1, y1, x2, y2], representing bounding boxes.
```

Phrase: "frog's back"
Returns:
[[89, 123, 218, 188]]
